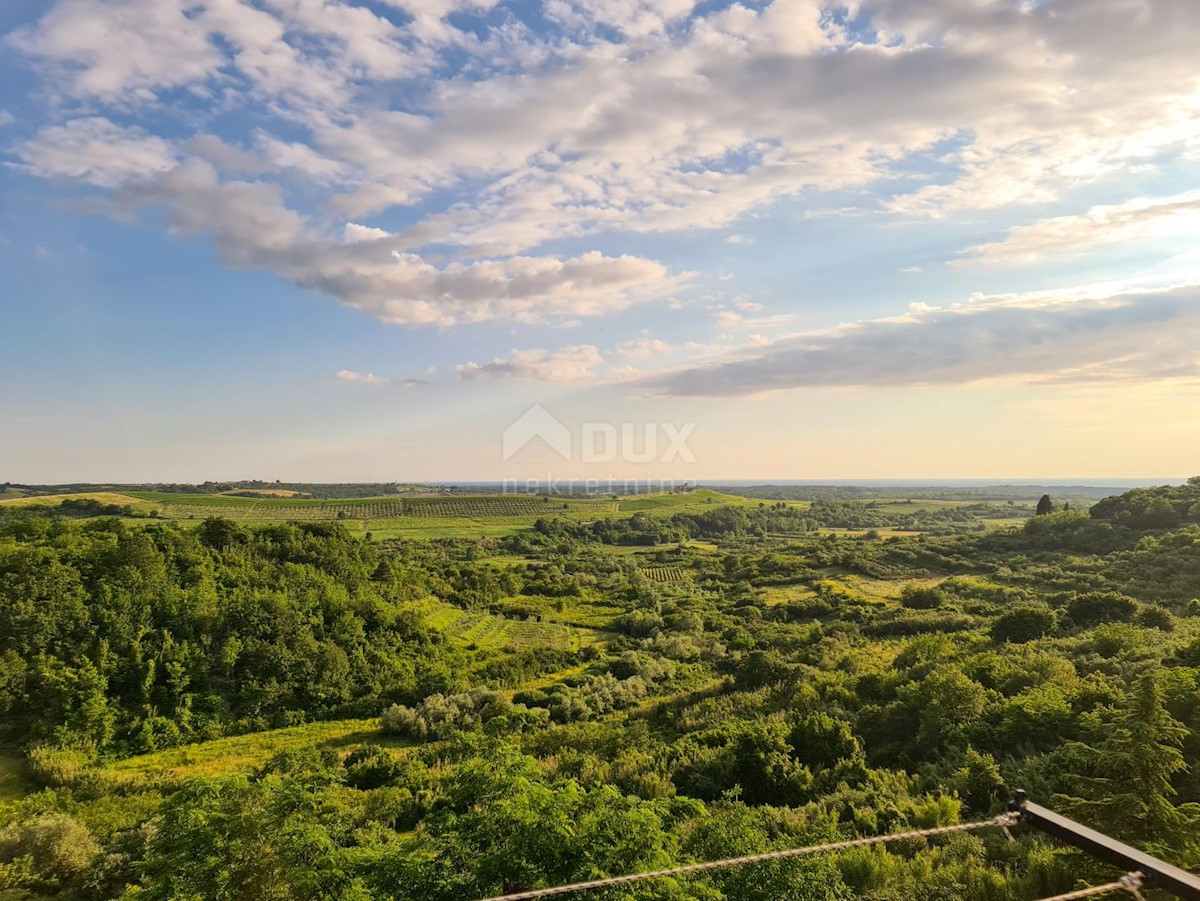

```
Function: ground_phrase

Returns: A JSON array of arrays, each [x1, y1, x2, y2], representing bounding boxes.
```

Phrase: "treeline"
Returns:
[[1090, 476, 1200, 528], [529, 501, 992, 546], [718, 483, 1121, 502]]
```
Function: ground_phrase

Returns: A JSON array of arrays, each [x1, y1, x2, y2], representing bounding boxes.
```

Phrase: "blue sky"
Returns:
[[2, 0, 1200, 483]]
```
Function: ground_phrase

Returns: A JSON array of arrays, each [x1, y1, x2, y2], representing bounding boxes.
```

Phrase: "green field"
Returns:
[[99, 719, 395, 782], [3, 488, 780, 540], [406, 597, 600, 650], [0, 491, 164, 514]]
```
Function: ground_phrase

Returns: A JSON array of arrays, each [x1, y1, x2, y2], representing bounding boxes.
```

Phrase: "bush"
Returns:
[[1174, 637, 1200, 667], [1065, 592, 1139, 628], [344, 744, 403, 790], [1088, 623, 1146, 658], [991, 604, 1057, 643], [899, 584, 945, 610], [0, 814, 100, 887], [1135, 605, 1175, 631]]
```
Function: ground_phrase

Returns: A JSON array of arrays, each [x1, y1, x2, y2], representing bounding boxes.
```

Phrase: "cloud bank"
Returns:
[[639, 285, 1200, 396]]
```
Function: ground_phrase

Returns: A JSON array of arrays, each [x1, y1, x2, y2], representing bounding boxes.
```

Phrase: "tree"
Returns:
[[1036, 495, 1054, 516], [135, 775, 367, 900], [1055, 674, 1200, 863], [379, 744, 687, 901], [954, 748, 1005, 814]]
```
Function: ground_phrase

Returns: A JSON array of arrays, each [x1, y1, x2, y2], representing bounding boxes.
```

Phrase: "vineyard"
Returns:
[[642, 565, 689, 583]]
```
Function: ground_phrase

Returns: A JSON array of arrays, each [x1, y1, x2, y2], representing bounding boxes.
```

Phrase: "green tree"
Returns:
[[135, 775, 368, 901], [954, 748, 1005, 814], [1055, 674, 1200, 863]]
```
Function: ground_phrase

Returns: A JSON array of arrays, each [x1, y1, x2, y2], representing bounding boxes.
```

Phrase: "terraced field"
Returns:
[[407, 597, 594, 650]]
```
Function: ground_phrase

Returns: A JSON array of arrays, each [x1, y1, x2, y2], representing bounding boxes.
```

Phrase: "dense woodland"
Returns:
[[2, 481, 1200, 898]]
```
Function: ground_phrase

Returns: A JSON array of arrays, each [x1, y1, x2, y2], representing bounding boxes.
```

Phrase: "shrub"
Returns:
[[991, 604, 1057, 643], [899, 584, 945, 610], [1065, 592, 1139, 628], [1135, 605, 1175, 631], [0, 814, 100, 887], [344, 745, 403, 790], [1089, 623, 1146, 658]]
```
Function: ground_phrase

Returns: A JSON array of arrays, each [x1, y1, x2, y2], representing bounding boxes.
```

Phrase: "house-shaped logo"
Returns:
[[502, 404, 572, 461]]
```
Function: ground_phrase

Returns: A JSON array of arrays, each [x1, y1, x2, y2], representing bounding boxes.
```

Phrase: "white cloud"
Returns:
[[613, 337, 674, 358], [546, 0, 698, 38], [958, 191, 1200, 265], [0, 111, 15, 127], [182, 135, 269, 174], [13, 118, 177, 188], [107, 159, 678, 326], [640, 283, 1200, 396], [342, 222, 393, 243], [458, 345, 605, 381], [336, 369, 389, 385], [7, 0, 224, 102], [19, 0, 1193, 256], [254, 134, 348, 184]]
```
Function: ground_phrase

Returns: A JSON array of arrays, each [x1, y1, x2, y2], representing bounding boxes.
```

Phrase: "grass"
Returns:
[[100, 719, 396, 781], [0, 752, 29, 801], [0, 491, 163, 514], [759, 584, 822, 606], [405, 597, 600, 650], [494, 595, 623, 630], [617, 489, 762, 513]]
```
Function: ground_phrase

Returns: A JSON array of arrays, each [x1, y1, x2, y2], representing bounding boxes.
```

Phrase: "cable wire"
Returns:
[[1032, 871, 1146, 900], [473, 812, 1021, 901]]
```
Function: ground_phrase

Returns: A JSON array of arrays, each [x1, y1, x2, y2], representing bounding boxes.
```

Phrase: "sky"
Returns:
[[1, 0, 1199, 484]]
